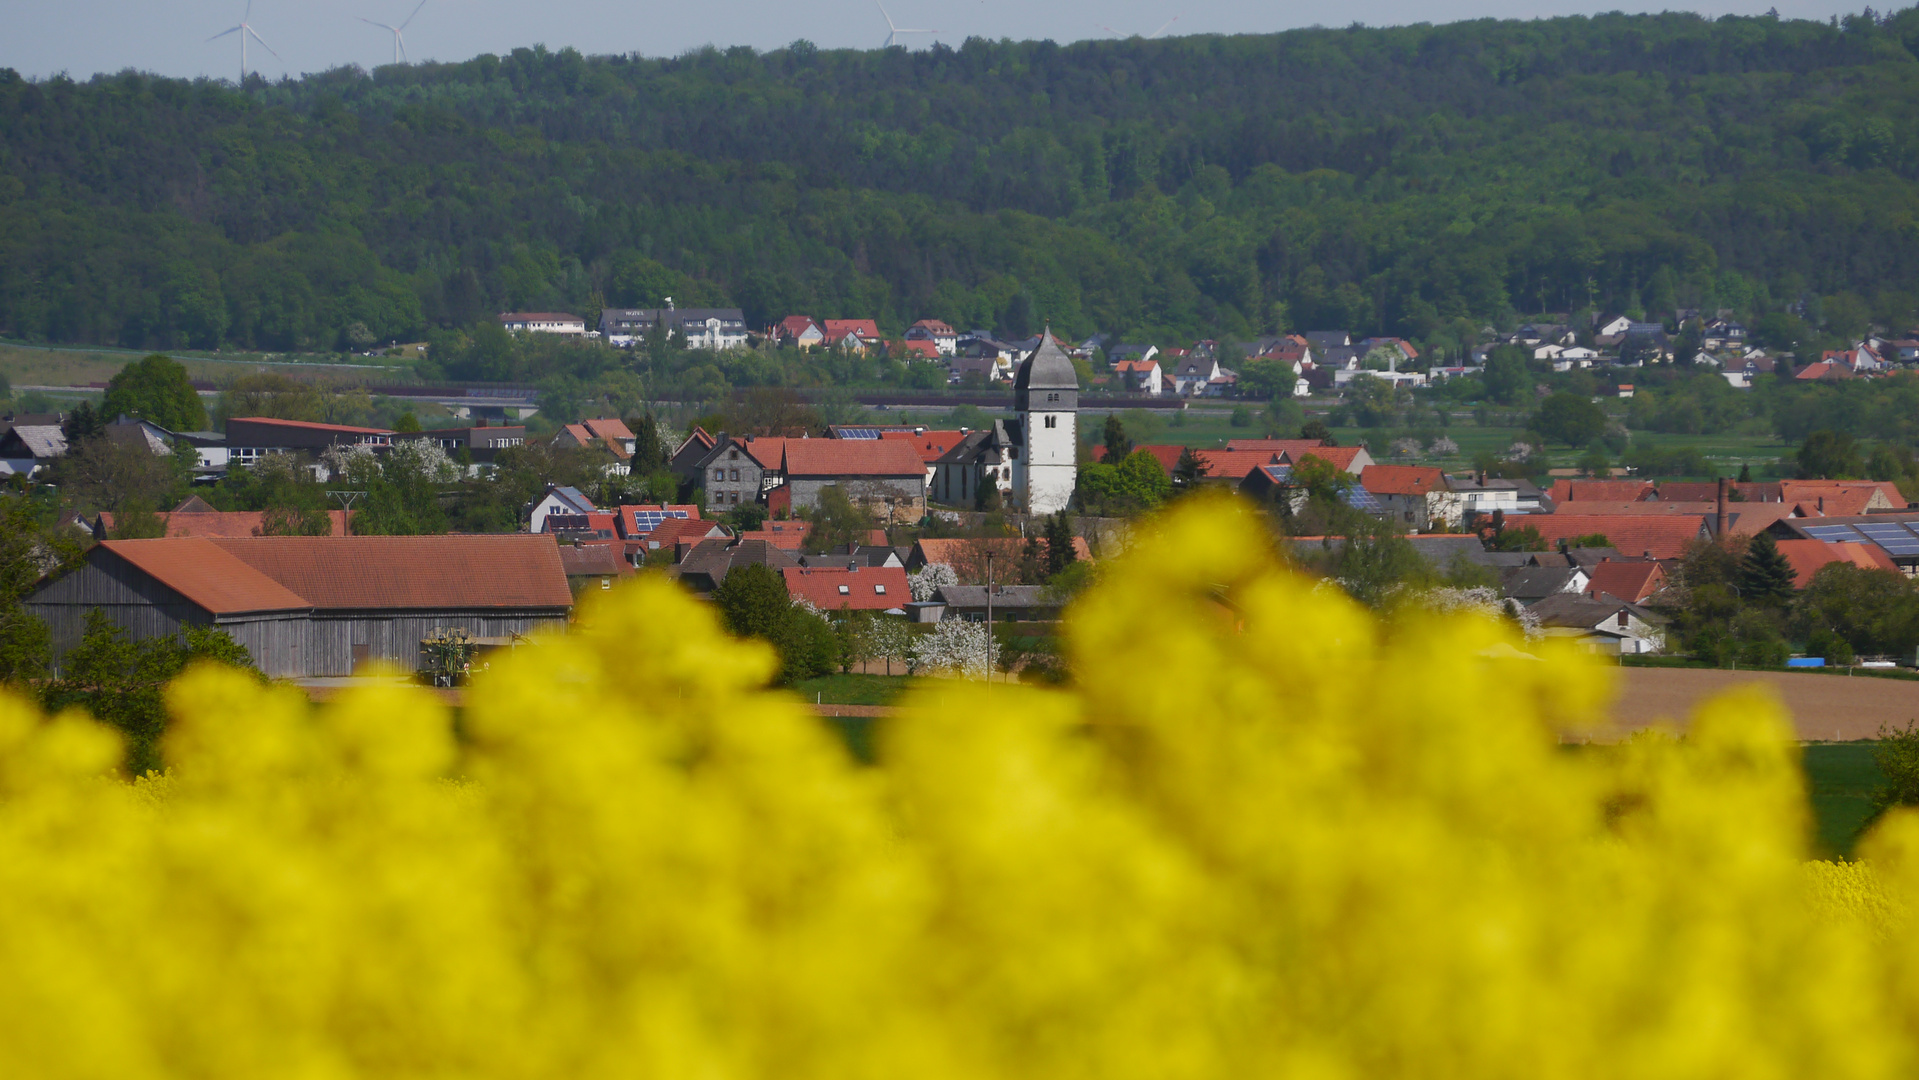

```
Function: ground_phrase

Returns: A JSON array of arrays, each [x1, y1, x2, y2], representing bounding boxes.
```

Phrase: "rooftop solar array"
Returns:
[[835, 428, 882, 440], [1801, 519, 1919, 557], [1340, 486, 1384, 512], [627, 510, 690, 534]]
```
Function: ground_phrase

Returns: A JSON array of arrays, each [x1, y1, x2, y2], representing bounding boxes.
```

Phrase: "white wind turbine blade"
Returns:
[[399, 0, 428, 31], [246, 24, 282, 62], [1147, 17, 1179, 38], [398, 33, 408, 63], [876, 0, 898, 46], [207, 25, 242, 41]]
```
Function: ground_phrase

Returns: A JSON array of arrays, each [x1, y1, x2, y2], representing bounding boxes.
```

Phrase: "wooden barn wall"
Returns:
[[25, 558, 211, 669], [222, 610, 569, 678]]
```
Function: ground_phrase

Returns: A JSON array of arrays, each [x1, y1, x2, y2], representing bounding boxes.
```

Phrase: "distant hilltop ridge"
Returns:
[[2, 11, 1917, 369]]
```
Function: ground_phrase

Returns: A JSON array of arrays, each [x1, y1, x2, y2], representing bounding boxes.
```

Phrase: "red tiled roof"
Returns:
[[583, 417, 635, 443], [97, 509, 352, 538], [1191, 449, 1286, 480], [776, 315, 821, 336], [878, 429, 966, 464], [614, 504, 702, 537], [1547, 479, 1655, 503], [910, 319, 956, 334], [1530, 500, 1718, 516], [643, 518, 728, 550], [1135, 445, 1187, 475], [1795, 361, 1853, 381], [1361, 465, 1446, 497], [1775, 540, 1899, 588], [899, 340, 941, 360], [98, 539, 311, 615], [198, 535, 571, 610], [228, 416, 394, 436], [1509, 515, 1708, 560], [782, 439, 927, 478], [782, 566, 910, 611], [1778, 480, 1904, 514], [822, 319, 881, 339], [1585, 560, 1666, 603]]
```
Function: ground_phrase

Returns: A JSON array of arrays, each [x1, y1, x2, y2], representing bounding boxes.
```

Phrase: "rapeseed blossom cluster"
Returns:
[[5, 493, 1919, 1075]]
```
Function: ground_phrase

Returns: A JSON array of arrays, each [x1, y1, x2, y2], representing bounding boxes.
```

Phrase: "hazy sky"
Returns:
[[1, 0, 1857, 82]]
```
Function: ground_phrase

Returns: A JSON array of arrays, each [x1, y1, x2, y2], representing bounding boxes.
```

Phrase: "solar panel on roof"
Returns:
[[626, 509, 689, 534], [837, 428, 882, 440], [1802, 525, 1864, 542], [1858, 524, 1919, 556], [1340, 487, 1383, 512]]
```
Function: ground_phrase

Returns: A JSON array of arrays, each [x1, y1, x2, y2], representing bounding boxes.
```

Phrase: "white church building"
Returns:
[[929, 330, 1079, 515]]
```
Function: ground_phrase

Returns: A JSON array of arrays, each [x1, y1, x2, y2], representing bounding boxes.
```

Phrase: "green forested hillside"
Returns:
[[5, 9, 1919, 365]]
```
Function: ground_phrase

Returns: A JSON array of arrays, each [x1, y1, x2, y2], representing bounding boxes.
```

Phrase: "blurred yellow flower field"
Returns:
[[0, 494, 1916, 1077]]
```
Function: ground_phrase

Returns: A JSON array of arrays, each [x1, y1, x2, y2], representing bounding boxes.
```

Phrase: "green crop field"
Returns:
[[1805, 743, 1883, 859], [0, 339, 414, 397]]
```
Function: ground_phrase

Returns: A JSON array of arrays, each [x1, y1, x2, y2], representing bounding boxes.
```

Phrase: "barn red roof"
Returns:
[[201, 535, 573, 610], [878, 429, 966, 463]]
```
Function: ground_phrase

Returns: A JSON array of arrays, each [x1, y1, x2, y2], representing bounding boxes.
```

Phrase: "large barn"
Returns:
[[27, 535, 572, 678]]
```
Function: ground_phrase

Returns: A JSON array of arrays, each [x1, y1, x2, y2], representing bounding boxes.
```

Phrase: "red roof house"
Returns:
[[782, 566, 911, 611]]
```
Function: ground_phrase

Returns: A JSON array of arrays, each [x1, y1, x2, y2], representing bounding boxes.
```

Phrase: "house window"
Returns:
[[729, 469, 740, 482], [728, 449, 739, 460], [713, 468, 725, 481], [875, 584, 887, 595], [1617, 611, 1629, 629], [838, 585, 850, 595]]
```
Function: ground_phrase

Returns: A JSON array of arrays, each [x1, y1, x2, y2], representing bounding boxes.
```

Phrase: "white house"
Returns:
[[1528, 593, 1667, 655], [905, 319, 959, 356], [499, 312, 586, 335], [528, 485, 597, 534]]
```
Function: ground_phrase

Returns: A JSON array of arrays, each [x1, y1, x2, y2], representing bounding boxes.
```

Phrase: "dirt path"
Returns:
[[1607, 668, 1919, 742]]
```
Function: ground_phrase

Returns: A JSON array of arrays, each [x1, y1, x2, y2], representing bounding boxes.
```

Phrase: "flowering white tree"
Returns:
[[911, 620, 996, 679], [909, 562, 959, 602], [320, 443, 379, 484], [1398, 585, 1542, 641], [1428, 436, 1460, 456], [385, 438, 462, 484], [1390, 437, 1422, 459], [1505, 441, 1539, 461], [868, 618, 916, 677]]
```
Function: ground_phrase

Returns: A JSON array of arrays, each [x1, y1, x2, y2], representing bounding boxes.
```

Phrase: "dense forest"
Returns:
[[5, 9, 1919, 361]]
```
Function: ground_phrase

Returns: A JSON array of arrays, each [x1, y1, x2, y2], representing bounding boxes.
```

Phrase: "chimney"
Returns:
[[1716, 476, 1727, 538], [1819, 496, 1825, 513]]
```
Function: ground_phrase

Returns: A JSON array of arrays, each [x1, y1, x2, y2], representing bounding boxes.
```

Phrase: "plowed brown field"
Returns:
[[1607, 668, 1919, 742]]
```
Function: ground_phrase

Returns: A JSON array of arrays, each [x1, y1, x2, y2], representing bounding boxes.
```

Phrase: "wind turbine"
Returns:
[[207, 0, 281, 83], [1099, 17, 1180, 39], [361, 0, 428, 66], [877, 0, 938, 48]]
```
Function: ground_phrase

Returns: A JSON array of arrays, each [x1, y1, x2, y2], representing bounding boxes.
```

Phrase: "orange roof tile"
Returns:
[[98, 539, 311, 615], [1361, 465, 1446, 497], [1224, 438, 1327, 454], [1282, 446, 1367, 473]]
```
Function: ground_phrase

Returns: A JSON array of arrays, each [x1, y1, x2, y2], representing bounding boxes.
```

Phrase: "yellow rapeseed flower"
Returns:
[[0, 492, 1910, 1077]]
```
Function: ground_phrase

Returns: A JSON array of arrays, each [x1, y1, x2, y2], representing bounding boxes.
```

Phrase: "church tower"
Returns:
[[1012, 329, 1079, 515]]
